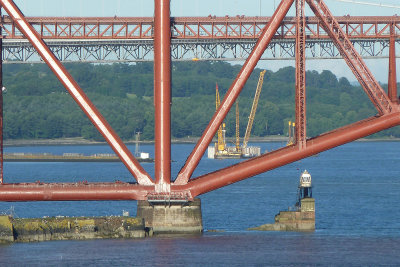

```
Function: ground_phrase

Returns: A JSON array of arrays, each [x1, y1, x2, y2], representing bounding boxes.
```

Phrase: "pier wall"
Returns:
[[137, 199, 203, 234], [249, 198, 315, 231]]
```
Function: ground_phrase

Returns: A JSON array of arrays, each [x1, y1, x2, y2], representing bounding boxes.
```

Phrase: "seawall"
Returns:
[[0, 215, 148, 243]]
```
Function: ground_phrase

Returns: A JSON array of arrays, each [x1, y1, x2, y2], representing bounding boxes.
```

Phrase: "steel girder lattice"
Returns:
[[1, 39, 397, 63], [1, 15, 400, 63], [1, 16, 400, 40]]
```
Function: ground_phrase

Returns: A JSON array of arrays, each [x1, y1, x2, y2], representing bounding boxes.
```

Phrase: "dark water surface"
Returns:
[[1, 141, 400, 266]]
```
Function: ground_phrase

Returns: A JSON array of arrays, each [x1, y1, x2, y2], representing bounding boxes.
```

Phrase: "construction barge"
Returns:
[[208, 71, 265, 159], [4, 152, 154, 163]]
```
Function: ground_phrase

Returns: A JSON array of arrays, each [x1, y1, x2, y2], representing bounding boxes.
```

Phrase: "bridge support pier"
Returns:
[[137, 199, 203, 235]]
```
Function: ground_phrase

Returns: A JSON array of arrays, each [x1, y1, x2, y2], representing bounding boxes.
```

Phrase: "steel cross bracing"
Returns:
[[1, 0, 400, 202], [1, 16, 400, 40], [1, 15, 400, 63], [2, 39, 397, 63]]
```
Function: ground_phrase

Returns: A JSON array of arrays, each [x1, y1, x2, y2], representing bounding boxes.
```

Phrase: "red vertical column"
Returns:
[[0, 7, 3, 184], [295, 0, 306, 149], [388, 23, 398, 104], [154, 0, 171, 192]]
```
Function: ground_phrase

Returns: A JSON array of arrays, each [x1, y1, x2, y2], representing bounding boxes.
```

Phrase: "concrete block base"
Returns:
[[137, 198, 203, 235]]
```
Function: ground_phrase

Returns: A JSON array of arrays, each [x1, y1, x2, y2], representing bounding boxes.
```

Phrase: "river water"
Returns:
[[0, 141, 399, 266]]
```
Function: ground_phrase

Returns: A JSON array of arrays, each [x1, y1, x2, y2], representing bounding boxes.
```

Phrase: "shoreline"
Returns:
[[4, 136, 400, 147]]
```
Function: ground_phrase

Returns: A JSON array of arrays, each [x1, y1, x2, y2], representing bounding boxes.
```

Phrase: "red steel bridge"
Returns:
[[1, 15, 400, 62], [0, 0, 399, 202]]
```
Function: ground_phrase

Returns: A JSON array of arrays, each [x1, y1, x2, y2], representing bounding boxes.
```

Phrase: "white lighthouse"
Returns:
[[296, 170, 314, 212]]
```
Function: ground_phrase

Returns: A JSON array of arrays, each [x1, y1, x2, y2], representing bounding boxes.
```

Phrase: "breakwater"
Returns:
[[0, 215, 148, 242]]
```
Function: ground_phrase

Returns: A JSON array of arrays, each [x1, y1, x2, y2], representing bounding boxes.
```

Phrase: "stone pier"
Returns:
[[249, 198, 315, 232], [137, 198, 203, 235]]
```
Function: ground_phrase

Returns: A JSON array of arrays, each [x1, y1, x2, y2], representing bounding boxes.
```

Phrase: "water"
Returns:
[[1, 141, 400, 266]]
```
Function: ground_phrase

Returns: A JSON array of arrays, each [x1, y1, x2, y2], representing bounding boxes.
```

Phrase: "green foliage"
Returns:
[[2, 62, 398, 141]]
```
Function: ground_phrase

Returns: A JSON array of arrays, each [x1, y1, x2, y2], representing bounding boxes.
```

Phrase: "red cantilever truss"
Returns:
[[1, 16, 399, 40], [0, 0, 399, 202]]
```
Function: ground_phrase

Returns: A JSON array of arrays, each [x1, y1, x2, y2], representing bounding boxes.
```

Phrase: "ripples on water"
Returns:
[[0, 142, 400, 266]]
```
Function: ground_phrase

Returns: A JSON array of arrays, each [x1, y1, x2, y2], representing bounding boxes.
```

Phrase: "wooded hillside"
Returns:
[[3, 61, 397, 141]]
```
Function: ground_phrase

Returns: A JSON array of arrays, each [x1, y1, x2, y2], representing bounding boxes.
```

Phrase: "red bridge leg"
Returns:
[[295, 0, 307, 149], [154, 0, 172, 192], [388, 24, 398, 104]]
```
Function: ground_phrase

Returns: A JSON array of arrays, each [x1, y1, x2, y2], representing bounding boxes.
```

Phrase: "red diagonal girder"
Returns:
[[306, 0, 395, 115], [127, 24, 141, 38], [100, 24, 112, 37], [185, 24, 197, 37], [72, 24, 84, 37], [242, 24, 254, 37], [348, 24, 361, 36], [199, 24, 212, 38], [364, 24, 375, 36], [1, 0, 400, 202], [142, 25, 152, 37], [85, 24, 98, 37], [57, 24, 69, 37], [174, 0, 295, 185], [113, 24, 127, 37], [228, 24, 240, 37], [43, 23, 55, 37], [177, 0, 398, 188], [0, 0, 154, 186], [377, 24, 390, 36], [180, 113, 400, 198]]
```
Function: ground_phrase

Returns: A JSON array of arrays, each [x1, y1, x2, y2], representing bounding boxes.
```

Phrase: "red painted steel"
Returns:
[[388, 25, 398, 103], [0, 7, 3, 184], [295, 0, 306, 149], [1, 16, 399, 40], [181, 112, 400, 197], [154, 0, 171, 191], [0, 0, 154, 186], [174, 0, 295, 185], [1, 0, 400, 202], [306, 0, 395, 115], [0, 182, 152, 201]]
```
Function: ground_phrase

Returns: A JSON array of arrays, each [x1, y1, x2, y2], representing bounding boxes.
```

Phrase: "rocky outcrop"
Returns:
[[0, 215, 148, 243]]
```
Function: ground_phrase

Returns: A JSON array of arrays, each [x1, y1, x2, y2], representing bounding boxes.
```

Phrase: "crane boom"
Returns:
[[235, 100, 240, 152], [216, 83, 225, 152], [242, 70, 266, 150]]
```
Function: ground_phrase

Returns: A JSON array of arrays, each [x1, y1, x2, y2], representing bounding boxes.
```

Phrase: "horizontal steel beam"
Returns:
[[180, 112, 400, 197], [1, 112, 400, 201], [1, 16, 400, 40], [1, 39, 398, 63], [0, 182, 152, 201]]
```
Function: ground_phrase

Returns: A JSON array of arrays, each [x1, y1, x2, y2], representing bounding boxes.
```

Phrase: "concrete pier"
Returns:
[[137, 198, 203, 235]]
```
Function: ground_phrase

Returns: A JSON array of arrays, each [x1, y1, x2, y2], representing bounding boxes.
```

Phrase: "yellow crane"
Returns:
[[242, 70, 266, 151], [287, 121, 295, 146], [216, 83, 226, 152], [235, 100, 240, 152], [211, 72, 265, 159]]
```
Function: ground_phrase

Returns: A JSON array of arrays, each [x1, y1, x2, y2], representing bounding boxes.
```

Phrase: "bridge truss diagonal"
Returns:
[[0, 0, 400, 202]]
